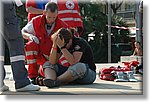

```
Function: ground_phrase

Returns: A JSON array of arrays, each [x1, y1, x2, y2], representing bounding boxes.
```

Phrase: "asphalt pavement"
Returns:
[[1, 63, 143, 95]]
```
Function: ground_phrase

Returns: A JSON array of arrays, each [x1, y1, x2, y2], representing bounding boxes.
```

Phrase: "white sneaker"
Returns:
[[9, 73, 14, 81], [16, 84, 40, 92], [0, 85, 9, 92]]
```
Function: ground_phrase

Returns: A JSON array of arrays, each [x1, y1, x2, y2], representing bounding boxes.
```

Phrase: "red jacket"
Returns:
[[32, 15, 68, 55], [26, 0, 39, 22], [57, 0, 84, 35]]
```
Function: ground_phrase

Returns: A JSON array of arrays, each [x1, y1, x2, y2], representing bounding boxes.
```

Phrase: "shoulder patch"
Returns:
[[74, 45, 81, 50]]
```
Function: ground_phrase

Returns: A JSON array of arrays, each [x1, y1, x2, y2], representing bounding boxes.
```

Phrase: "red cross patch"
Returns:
[[66, 0, 75, 9]]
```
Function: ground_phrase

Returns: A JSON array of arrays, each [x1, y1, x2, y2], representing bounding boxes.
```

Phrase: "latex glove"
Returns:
[[28, 34, 39, 44]]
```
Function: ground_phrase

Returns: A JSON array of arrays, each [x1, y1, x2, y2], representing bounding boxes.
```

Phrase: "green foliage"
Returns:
[[16, 3, 28, 29], [79, 3, 130, 63]]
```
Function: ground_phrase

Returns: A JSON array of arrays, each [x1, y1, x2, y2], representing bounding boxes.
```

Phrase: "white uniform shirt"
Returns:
[[22, 20, 36, 36], [22, 19, 55, 36]]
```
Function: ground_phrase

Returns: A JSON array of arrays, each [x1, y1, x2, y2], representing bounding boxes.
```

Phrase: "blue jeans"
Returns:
[[55, 63, 96, 84]]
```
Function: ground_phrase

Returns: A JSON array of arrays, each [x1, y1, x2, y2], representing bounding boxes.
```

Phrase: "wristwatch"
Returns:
[[61, 44, 66, 50]]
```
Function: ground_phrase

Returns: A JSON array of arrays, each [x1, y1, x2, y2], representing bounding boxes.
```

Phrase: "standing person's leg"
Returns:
[[5, 36, 40, 91], [0, 36, 5, 86], [0, 35, 9, 92], [1, 0, 40, 92], [2, 24, 40, 91], [6, 37, 30, 89]]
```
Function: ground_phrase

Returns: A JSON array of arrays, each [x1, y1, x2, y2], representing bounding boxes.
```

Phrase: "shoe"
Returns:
[[114, 71, 128, 82], [9, 73, 14, 81], [30, 77, 45, 86], [16, 84, 40, 92], [0, 85, 9, 92], [43, 79, 60, 88], [126, 71, 137, 82]]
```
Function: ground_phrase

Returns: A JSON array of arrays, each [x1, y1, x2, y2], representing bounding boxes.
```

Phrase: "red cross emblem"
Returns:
[[66, 0, 75, 9]]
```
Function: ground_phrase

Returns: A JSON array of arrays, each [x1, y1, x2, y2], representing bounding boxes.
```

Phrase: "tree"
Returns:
[[110, 0, 123, 14], [91, 0, 124, 14], [79, 1, 130, 63], [16, 4, 28, 29]]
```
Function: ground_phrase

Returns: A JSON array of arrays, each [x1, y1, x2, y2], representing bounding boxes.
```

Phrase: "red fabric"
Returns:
[[57, 0, 84, 35], [122, 61, 139, 68], [129, 61, 139, 67], [99, 66, 131, 81], [25, 41, 47, 78], [32, 15, 68, 56], [58, 55, 70, 67], [39, 65, 45, 77], [25, 15, 68, 78], [26, 0, 40, 22], [26, 0, 84, 34]]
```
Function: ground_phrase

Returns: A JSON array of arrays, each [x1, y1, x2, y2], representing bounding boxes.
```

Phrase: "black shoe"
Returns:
[[30, 76, 45, 86], [43, 79, 60, 88]]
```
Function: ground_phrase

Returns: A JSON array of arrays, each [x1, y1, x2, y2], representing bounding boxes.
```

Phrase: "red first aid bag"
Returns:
[[99, 66, 131, 81]]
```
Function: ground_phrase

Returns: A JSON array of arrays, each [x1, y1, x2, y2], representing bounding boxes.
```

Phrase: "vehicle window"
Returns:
[[120, 45, 132, 51]]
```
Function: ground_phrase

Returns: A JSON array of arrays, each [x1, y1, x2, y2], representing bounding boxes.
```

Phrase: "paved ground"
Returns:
[[1, 63, 143, 95]]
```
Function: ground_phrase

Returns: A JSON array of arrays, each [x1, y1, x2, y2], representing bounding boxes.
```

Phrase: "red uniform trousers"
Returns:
[[25, 41, 49, 78]]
